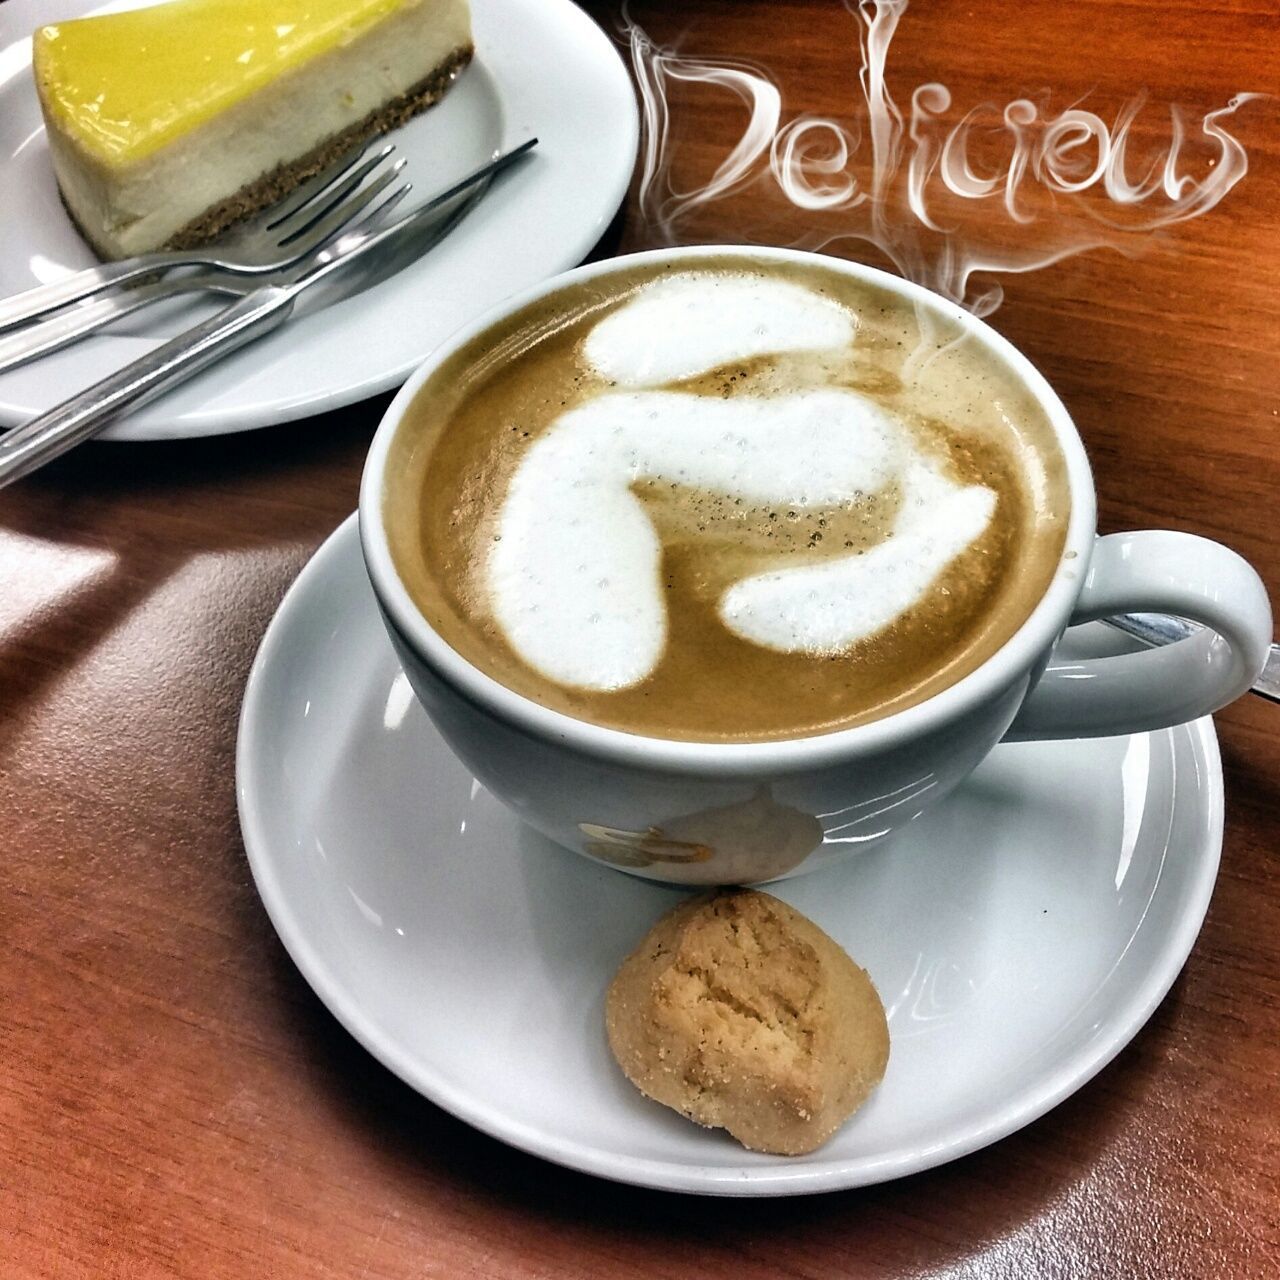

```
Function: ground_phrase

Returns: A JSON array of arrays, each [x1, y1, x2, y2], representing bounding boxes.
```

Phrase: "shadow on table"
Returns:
[[0, 399, 381, 746], [265, 928, 1182, 1276]]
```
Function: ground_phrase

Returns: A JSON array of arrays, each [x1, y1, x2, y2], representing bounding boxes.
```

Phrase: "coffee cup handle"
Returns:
[[1004, 531, 1273, 740]]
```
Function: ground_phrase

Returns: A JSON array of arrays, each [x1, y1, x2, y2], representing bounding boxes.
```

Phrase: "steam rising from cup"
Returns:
[[624, 0, 1262, 360]]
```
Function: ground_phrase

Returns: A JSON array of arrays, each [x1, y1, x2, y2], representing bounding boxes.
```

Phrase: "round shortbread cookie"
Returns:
[[606, 889, 889, 1155]]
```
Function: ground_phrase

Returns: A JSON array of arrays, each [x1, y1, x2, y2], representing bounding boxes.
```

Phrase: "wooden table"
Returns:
[[3, 1, 1277, 1275]]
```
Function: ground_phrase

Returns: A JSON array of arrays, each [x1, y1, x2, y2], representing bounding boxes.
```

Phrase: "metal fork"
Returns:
[[0, 143, 405, 333]]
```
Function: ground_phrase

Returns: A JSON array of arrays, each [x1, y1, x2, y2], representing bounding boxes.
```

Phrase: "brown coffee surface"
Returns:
[[383, 257, 1069, 743]]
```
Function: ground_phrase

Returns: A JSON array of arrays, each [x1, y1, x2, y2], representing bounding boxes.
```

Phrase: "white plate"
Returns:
[[0, 0, 637, 440], [237, 515, 1224, 1197]]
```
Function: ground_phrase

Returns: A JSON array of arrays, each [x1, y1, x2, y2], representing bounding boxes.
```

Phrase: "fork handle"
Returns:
[[0, 287, 293, 488], [0, 253, 197, 333], [0, 277, 220, 376]]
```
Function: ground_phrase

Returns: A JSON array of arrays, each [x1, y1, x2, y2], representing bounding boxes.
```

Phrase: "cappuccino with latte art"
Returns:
[[383, 257, 1069, 742]]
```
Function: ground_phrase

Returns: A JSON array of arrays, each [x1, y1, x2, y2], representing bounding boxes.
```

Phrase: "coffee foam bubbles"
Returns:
[[487, 385, 995, 692], [583, 272, 856, 386]]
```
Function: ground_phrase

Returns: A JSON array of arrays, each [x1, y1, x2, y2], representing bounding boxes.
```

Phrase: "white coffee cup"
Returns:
[[359, 246, 1272, 885]]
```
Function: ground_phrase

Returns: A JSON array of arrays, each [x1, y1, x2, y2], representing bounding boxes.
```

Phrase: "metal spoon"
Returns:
[[1106, 613, 1278, 704]]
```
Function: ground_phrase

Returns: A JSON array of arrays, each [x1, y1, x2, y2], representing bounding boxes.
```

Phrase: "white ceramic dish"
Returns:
[[0, 0, 638, 440], [237, 515, 1224, 1196]]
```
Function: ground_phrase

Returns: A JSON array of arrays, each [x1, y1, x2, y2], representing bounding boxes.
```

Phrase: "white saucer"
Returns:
[[237, 515, 1223, 1196], [0, 0, 637, 440]]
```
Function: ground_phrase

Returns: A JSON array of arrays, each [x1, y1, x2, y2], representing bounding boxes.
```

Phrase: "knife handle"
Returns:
[[0, 288, 293, 489]]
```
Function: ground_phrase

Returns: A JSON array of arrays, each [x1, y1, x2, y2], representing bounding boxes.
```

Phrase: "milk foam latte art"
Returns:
[[384, 256, 1069, 742], [490, 273, 996, 690]]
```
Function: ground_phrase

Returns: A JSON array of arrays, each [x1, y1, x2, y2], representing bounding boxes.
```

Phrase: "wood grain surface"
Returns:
[[2, 1, 1277, 1276]]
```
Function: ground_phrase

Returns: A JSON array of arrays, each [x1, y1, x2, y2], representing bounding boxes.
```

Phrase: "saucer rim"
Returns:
[[238, 513, 1224, 1197]]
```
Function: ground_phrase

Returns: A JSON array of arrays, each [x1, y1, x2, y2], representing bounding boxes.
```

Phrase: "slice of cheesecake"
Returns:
[[33, 0, 473, 260]]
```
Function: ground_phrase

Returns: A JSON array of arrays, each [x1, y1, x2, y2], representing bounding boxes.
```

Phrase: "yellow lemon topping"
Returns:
[[34, 0, 411, 166]]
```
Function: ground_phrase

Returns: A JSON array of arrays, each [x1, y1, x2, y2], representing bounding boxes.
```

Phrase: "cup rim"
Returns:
[[359, 244, 1096, 776]]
